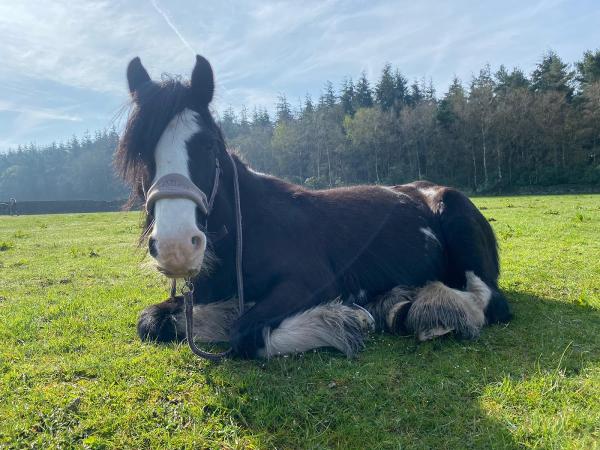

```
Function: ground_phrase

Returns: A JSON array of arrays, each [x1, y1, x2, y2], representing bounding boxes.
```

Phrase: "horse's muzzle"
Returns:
[[150, 230, 206, 278]]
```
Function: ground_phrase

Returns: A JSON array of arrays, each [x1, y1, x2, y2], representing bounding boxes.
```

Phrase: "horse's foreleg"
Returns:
[[364, 287, 414, 335], [257, 301, 375, 358], [137, 296, 239, 344], [229, 280, 375, 358]]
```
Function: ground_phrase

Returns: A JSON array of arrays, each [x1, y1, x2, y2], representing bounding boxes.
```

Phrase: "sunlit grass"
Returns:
[[0, 195, 598, 449]]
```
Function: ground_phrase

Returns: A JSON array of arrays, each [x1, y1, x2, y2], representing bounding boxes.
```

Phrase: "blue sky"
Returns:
[[1, 0, 599, 152]]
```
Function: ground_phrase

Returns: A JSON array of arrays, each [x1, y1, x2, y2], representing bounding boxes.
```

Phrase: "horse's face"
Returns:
[[117, 56, 222, 278]]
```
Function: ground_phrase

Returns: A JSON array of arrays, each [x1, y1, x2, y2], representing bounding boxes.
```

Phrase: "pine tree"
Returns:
[[495, 65, 529, 96], [437, 77, 465, 127], [423, 78, 436, 101], [239, 105, 250, 131], [393, 70, 409, 110], [354, 72, 373, 108], [407, 81, 422, 105], [319, 81, 337, 108], [576, 49, 600, 86], [221, 106, 238, 139], [531, 51, 575, 98], [303, 94, 314, 116], [276, 94, 293, 123], [340, 78, 355, 115], [375, 63, 396, 111]]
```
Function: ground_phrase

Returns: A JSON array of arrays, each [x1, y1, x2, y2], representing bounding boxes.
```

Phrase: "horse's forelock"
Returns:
[[115, 77, 192, 201]]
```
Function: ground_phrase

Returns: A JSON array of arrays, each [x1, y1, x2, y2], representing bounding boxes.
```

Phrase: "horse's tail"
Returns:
[[403, 184, 512, 340]]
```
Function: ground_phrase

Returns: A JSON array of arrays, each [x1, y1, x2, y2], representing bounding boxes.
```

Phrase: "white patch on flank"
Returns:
[[151, 109, 207, 275], [420, 227, 440, 246]]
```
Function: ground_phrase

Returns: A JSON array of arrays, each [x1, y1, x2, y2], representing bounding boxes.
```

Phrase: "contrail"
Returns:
[[150, 0, 195, 54]]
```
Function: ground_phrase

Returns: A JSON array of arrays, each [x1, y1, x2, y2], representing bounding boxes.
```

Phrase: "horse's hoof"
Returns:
[[387, 301, 412, 335], [485, 289, 513, 324], [137, 296, 185, 343], [229, 321, 264, 358], [417, 326, 454, 341], [353, 304, 376, 332]]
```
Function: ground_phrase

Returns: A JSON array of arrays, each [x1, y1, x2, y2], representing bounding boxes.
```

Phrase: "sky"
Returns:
[[1, 0, 599, 152]]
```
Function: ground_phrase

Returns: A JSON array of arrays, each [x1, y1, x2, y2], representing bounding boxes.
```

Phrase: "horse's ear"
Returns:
[[190, 55, 214, 105], [127, 57, 151, 96]]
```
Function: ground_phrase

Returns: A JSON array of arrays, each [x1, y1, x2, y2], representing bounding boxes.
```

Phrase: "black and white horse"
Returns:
[[116, 56, 511, 358]]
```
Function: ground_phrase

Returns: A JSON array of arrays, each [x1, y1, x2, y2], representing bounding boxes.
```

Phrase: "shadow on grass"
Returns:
[[200, 290, 600, 449]]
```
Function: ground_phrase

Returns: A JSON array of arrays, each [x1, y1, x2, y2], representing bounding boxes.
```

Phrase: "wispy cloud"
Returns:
[[0, 0, 199, 95], [0, 101, 81, 123], [0, 101, 82, 149], [149, 0, 196, 55]]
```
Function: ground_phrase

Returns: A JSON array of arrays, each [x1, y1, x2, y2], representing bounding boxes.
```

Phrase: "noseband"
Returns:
[[146, 157, 221, 227], [145, 152, 245, 362], [146, 173, 210, 215]]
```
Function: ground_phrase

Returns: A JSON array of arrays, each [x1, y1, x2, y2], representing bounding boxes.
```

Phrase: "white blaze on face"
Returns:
[[150, 108, 207, 276]]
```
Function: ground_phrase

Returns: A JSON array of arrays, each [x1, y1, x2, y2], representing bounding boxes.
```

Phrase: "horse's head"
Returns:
[[116, 56, 226, 278]]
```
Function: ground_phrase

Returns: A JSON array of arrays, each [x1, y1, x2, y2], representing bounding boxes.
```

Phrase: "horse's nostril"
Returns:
[[191, 235, 202, 249], [148, 237, 158, 257]]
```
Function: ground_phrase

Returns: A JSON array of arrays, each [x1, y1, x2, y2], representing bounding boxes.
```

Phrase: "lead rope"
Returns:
[[228, 151, 245, 316], [176, 152, 244, 362], [182, 279, 232, 362]]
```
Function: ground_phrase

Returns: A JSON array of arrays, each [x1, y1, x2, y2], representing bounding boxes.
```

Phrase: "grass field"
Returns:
[[0, 195, 599, 449]]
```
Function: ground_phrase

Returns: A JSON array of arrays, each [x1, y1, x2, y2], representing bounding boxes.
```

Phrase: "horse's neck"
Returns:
[[235, 160, 301, 220]]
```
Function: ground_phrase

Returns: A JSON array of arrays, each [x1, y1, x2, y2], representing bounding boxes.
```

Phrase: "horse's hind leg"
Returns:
[[364, 287, 414, 335], [432, 187, 512, 324], [137, 297, 239, 343], [257, 301, 375, 358], [406, 271, 491, 341]]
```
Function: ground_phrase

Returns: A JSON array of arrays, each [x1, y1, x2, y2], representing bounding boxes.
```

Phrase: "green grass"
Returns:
[[0, 195, 599, 449]]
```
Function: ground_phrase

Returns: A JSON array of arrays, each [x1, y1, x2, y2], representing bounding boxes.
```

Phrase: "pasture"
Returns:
[[0, 195, 598, 449]]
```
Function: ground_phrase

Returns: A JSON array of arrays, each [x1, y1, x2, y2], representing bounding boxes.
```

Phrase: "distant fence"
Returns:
[[1, 184, 598, 216], [0, 199, 138, 215]]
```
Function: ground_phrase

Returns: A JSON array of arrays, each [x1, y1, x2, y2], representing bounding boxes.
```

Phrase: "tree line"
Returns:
[[0, 129, 127, 201], [1, 49, 599, 201], [222, 49, 600, 191]]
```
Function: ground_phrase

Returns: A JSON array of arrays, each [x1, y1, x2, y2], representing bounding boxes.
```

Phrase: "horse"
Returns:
[[115, 55, 511, 359]]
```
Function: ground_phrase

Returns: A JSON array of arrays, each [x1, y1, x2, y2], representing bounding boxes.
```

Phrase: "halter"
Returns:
[[146, 158, 219, 227], [145, 151, 245, 362]]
